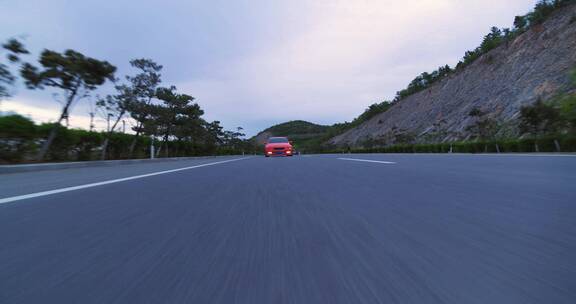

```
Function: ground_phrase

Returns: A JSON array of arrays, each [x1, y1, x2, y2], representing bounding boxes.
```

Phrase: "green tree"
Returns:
[[144, 86, 203, 157], [21, 49, 116, 160], [95, 86, 132, 159], [172, 105, 207, 154], [480, 27, 503, 53], [123, 59, 163, 157], [221, 127, 246, 153], [96, 59, 163, 159], [513, 16, 527, 29], [519, 99, 562, 136], [1, 39, 29, 100], [352, 101, 392, 126], [529, 0, 556, 25], [204, 120, 225, 149], [557, 69, 576, 133], [558, 94, 576, 133]]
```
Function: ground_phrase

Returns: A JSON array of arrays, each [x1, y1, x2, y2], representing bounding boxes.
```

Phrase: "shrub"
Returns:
[[0, 115, 37, 162]]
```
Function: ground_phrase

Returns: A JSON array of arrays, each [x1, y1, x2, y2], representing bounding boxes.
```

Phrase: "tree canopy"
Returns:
[[20, 49, 117, 160], [0, 38, 28, 99]]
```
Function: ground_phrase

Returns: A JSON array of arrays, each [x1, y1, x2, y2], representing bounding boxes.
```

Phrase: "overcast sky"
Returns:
[[1, 0, 536, 136]]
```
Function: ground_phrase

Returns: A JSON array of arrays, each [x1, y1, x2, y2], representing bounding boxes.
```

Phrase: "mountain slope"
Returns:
[[330, 3, 576, 147]]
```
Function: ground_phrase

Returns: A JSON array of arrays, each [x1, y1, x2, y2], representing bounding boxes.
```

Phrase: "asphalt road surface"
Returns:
[[1, 154, 575, 304]]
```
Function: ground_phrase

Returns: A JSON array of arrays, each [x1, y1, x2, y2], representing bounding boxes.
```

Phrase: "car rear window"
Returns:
[[267, 137, 289, 143]]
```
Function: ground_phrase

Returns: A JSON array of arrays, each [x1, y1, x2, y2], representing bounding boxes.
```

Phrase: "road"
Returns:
[[1, 154, 575, 303]]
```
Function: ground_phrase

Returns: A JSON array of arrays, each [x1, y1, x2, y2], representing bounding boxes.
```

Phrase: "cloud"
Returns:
[[2, 97, 110, 131], [1, 0, 536, 136], [178, 0, 535, 135]]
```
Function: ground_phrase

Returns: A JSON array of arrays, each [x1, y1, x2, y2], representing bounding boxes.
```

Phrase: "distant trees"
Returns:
[[96, 59, 163, 159], [456, 26, 507, 69], [511, 0, 575, 32], [531, 0, 561, 24], [395, 66, 451, 101], [512, 1, 555, 32], [393, 0, 575, 103], [221, 127, 247, 153], [480, 27, 504, 53], [204, 120, 225, 147], [353, 101, 393, 124], [144, 86, 204, 157], [165, 92, 207, 155], [20, 49, 116, 160], [90, 60, 248, 159], [88, 58, 249, 159], [0, 112, 254, 163]]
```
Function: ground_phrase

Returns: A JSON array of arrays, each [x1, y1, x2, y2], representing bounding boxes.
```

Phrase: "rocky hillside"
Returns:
[[330, 4, 576, 147]]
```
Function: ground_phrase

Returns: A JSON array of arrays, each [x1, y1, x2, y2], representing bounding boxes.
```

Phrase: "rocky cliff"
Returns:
[[330, 4, 576, 147]]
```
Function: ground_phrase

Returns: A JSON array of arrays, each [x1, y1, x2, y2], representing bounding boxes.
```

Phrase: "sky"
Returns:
[[0, 0, 536, 137]]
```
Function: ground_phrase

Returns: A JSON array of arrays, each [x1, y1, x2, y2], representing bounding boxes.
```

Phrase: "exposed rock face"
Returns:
[[330, 4, 576, 147]]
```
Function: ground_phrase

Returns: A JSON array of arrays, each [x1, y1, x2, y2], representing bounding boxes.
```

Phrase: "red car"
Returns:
[[264, 137, 293, 157]]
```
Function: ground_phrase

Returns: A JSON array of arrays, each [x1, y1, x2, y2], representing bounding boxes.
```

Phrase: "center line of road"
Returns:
[[0, 157, 252, 205], [338, 157, 396, 164]]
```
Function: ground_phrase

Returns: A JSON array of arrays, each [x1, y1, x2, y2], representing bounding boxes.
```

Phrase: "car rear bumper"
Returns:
[[265, 150, 293, 156]]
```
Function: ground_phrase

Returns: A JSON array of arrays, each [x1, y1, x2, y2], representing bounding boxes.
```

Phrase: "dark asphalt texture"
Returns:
[[1, 154, 575, 303], [0, 156, 242, 198]]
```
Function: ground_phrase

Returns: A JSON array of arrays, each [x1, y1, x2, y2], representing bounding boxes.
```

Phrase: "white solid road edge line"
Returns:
[[338, 157, 396, 164], [0, 157, 252, 205]]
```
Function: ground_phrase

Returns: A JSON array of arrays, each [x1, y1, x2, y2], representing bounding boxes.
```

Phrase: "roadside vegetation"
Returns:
[[0, 40, 254, 163], [0, 114, 255, 163], [326, 136, 576, 154]]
